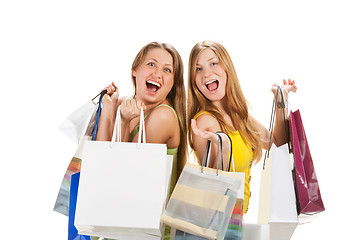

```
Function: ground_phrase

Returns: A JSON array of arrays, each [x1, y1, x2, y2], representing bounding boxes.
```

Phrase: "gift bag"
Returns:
[[75, 107, 173, 239], [290, 109, 325, 223], [54, 92, 104, 216], [217, 132, 244, 240], [58, 90, 106, 144], [258, 86, 298, 240], [161, 134, 244, 240], [53, 142, 86, 216], [258, 144, 298, 240], [242, 224, 270, 240], [68, 172, 91, 240], [224, 161, 244, 240]]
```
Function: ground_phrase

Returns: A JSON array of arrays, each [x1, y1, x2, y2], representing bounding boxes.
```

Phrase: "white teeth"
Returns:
[[147, 80, 161, 87], [205, 80, 217, 85]]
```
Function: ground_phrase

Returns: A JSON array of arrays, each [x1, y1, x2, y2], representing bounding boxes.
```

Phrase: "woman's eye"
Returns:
[[211, 62, 218, 66], [147, 62, 155, 67], [165, 68, 172, 73], [196, 67, 202, 72]]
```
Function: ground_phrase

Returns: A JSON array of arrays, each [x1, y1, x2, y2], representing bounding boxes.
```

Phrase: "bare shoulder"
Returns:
[[195, 113, 221, 132], [147, 105, 178, 126], [144, 105, 179, 144]]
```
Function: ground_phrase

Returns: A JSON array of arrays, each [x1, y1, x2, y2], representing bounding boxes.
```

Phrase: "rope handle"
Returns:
[[263, 85, 288, 169]]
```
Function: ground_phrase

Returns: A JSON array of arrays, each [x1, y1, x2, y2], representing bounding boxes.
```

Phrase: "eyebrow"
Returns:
[[196, 57, 218, 65], [149, 58, 173, 67]]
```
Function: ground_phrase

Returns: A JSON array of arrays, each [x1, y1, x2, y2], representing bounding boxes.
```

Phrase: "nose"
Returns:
[[152, 67, 162, 79], [204, 67, 213, 78]]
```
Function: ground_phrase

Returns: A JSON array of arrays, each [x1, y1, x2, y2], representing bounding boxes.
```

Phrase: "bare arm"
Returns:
[[251, 79, 297, 149]]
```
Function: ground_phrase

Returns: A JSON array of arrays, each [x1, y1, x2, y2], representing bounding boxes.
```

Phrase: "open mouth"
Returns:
[[146, 80, 161, 93], [205, 80, 219, 91]]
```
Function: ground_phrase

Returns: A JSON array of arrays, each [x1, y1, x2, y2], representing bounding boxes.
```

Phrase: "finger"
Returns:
[[106, 85, 114, 95], [111, 82, 118, 91], [271, 83, 277, 93], [121, 98, 127, 108], [117, 96, 123, 106], [136, 100, 142, 110], [203, 130, 218, 143], [291, 80, 297, 92], [102, 86, 112, 96], [283, 79, 287, 85], [191, 119, 198, 134], [102, 93, 111, 102], [191, 119, 203, 137], [131, 99, 137, 109], [125, 99, 131, 108]]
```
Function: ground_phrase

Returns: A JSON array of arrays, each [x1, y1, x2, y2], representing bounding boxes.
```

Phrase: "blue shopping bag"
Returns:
[[68, 172, 91, 240]]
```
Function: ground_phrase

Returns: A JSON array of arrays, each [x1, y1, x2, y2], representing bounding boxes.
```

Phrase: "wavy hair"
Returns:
[[188, 40, 262, 163]]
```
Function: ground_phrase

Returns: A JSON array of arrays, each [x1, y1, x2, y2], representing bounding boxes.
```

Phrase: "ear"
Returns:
[[132, 70, 137, 77]]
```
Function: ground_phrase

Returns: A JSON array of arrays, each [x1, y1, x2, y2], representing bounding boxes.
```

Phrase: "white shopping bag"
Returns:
[[242, 224, 270, 240], [258, 143, 298, 240], [58, 92, 104, 144], [75, 107, 174, 239]]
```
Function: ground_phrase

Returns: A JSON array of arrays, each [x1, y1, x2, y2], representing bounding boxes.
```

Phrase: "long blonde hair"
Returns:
[[188, 40, 262, 163], [132, 42, 187, 172]]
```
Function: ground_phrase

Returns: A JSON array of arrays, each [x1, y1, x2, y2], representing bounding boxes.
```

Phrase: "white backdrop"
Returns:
[[1, 0, 363, 239]]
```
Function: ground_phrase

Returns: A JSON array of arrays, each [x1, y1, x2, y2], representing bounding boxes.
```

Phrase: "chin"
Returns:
[[203, 91, 224, 102]]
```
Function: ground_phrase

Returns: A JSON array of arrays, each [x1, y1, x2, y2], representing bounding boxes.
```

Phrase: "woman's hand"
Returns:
[[272, 79, 297, 102], [101, 82, 121, 113], [191, 119, 219, 144], [119, 98, 146, 122], [96, 82, 121, 141], [191, 118, 230, 170]]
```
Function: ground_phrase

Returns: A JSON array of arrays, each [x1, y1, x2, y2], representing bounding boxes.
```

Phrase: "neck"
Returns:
[[211, 96, 236, 130], [212, 96, 230, 116]]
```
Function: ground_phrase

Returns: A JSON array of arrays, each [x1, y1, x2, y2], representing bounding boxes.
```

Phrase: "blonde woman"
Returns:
[[188, 40, 297, 214], [96, 42, 187, 239]]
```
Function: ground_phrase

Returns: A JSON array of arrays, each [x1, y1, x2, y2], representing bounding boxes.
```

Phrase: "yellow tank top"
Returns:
[[193, 111, 253, 214]]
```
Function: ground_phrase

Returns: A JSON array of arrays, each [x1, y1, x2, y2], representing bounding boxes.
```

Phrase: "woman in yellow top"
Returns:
[[95, 42, 187, 239], [188, 41, 297, 214]]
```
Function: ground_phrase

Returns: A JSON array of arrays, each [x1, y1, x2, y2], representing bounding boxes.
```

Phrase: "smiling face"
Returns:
[[194, 48, 227, 102], [132, 48, 174, 105]]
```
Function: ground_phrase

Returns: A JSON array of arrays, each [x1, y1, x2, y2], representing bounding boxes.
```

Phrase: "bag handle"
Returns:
[[201, 132, 233, 174], [201, 134, 222, 175], [137, 107, 146, 148], [111, 106, 146, 147], [216, 132, 234, 172], [263, 85, 288, 169], [91, 90, 107, 141], [91, 89, 107, 101]]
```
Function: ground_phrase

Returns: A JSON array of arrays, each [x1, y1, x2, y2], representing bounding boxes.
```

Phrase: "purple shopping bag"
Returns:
[[289, 109, 325, 223]]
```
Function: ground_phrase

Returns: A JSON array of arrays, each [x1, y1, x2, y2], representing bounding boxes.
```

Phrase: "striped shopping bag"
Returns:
[[224, 198, 244, 239], [53, 154, 82, 216]]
